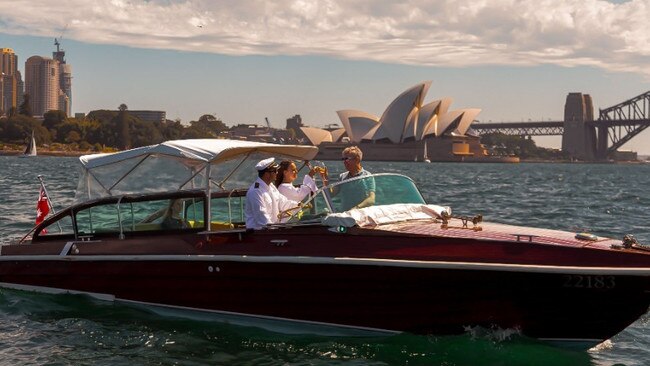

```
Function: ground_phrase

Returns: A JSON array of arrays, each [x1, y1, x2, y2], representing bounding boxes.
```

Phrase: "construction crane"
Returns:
[[54, 23, 69, 53], [264, 117, 272, 130]]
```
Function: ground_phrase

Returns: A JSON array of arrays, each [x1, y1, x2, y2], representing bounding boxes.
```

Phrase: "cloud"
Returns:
[[2, 0, 649, 75]]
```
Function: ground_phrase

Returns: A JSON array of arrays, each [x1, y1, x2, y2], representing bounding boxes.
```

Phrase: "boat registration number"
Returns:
[[562, 275, 615, 289]]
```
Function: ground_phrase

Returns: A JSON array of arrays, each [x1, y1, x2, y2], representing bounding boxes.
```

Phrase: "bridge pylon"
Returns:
[[561, 93, 598, 160]]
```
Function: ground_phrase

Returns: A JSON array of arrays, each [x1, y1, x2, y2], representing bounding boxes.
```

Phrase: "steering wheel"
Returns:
[[278, 203, 313, 221]]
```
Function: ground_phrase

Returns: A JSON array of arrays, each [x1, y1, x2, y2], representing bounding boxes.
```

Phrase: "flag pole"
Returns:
[[37, 175, 57, 215], [37, 175, 62, 232]]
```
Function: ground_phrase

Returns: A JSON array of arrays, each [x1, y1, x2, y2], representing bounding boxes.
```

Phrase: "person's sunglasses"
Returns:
[[341, 157, 353, 161]]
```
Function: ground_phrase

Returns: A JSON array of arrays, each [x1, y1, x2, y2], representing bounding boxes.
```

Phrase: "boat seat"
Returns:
[[133, 223, 163, 231], [82, 220, 237, 235], [187, 220, 235, 230]]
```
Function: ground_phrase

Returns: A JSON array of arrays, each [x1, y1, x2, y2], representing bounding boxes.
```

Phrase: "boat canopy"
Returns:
[[75, 139, 319, 202]]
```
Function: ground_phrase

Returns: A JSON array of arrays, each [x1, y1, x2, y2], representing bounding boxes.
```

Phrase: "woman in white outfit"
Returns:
[[275, 160, 324, 201]]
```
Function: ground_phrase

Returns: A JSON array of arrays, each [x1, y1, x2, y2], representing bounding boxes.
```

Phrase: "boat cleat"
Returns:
[[614, 234, 650, 252], [440, 213, 483, 231]]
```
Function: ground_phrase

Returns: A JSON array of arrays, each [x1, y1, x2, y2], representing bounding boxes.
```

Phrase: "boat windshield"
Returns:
[[290, 174, 426, 220]]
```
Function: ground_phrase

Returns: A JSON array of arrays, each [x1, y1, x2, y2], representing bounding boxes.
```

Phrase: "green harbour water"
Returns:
[[0, 156, 649, 365]]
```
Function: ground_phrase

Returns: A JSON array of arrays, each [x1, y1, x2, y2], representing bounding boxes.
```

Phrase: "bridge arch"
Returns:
[[472, 91, 650, 161]]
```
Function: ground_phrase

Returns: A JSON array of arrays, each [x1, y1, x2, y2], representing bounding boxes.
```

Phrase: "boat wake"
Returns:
[[589, 339, 613, 352]]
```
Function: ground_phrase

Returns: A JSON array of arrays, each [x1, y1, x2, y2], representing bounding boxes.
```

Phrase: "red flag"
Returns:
[[36, 186, 50, 231]]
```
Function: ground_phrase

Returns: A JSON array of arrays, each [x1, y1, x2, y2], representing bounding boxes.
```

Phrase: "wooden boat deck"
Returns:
[[378, 218, 621, 250]]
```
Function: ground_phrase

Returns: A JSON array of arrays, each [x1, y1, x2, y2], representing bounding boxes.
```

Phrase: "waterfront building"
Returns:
[[106, 109, 166, 123], [16, 71, 24, 111], [129, 110, 166, 123], [301, 81, 490, 161], [53, 40, 72, 117], [230, 124, 269, 139], [286, 114, 308, 141], [25, 56, 61, 117], [0, 48, 22, 115], [611, 150, 637, 161], [286, 114, 304, 130], [23, 40, 73, 118]]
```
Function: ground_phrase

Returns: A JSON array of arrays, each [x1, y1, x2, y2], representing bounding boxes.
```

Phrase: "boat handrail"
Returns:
[[197, 229, 248, 238]]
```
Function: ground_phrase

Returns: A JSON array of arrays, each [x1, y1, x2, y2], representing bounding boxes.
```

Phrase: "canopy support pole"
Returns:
[[216, 151, 254, 189], [205, 164, 212, 231]]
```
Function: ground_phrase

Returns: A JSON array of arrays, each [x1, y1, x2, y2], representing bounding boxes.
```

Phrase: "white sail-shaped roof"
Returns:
[[438, 110, 465, 136], [438, 98, 453, 122], [402, 82, 431, 141], [417, 100, 441, 139], [360, 123, 382, 141], [402, 109, 420, 141], [330, 128, 347, 142], [336, 110, 379, 143], [422, 114, 439, 138], [375, 81, 431, 143], [334, 82, 480, 143], [422, 97, 453, 137], [456, 108, 481, 136], [301, 127, 333, 146]]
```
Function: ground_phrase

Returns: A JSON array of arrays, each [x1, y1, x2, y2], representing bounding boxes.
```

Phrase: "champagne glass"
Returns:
[[308, 160, 329, 186]]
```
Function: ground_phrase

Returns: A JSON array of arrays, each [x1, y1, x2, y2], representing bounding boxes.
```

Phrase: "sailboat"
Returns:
[[423, 141, 431, 163], [23, 131, 37, 157]]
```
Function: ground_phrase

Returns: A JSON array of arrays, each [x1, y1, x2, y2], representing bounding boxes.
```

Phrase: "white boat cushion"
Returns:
[[322, 204, 451, 228]]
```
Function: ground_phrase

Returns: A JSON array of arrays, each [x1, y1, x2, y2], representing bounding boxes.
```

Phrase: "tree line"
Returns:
[[2, 96, 565, 159], [480, 133, 569, 160], [0, 97, 229, 152]]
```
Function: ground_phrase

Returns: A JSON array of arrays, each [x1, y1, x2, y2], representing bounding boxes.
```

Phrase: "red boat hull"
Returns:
[[1, 256, 648, 344]]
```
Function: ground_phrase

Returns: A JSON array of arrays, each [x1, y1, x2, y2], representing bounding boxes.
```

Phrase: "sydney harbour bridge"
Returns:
[[471, 91, 650, 161]]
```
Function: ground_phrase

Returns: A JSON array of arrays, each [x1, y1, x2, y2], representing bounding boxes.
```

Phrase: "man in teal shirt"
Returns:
[[333, 146, 375, 211]]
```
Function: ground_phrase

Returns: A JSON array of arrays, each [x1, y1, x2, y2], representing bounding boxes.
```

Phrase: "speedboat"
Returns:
[[1, 139, 649, 349]]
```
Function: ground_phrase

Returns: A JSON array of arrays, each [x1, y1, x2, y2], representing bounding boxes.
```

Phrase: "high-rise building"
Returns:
[[23, 40, 72, 117], [16, 70, 24, 110], [0, 73, 9, 115], [53, 39, 72, 116], [25, 56, 60, 117], [0, 48, 17, 75], [59, 63, 72, 115], [0, 48, 21, 115]]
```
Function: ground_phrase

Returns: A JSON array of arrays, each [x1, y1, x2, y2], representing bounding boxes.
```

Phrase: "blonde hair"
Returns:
[[342, 146, 363, 161]]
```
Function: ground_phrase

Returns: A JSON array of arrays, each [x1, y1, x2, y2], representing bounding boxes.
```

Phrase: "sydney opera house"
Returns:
[[300, 81, 502, 162]]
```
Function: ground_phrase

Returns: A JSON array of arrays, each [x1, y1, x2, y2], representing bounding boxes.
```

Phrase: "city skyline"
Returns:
[[1, 0, 649, 152]]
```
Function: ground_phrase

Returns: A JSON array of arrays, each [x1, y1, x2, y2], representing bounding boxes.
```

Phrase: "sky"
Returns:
[[1, 0, 649, 152]]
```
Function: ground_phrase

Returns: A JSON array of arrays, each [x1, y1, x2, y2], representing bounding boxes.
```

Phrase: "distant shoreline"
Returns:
[[0, 150, 88, 157], [0, 147, 644, 163]]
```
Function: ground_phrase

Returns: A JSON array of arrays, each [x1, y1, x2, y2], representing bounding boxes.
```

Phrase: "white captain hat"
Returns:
[[255, 157, 279, 171]]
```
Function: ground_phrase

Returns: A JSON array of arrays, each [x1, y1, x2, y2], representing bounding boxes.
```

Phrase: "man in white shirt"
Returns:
[[245, 158, 298, 230]]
